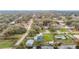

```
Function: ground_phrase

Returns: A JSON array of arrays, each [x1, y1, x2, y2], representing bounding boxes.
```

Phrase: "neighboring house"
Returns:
[[10, 21, 15, 25], [34, 33, 43, 42], [26, 39, 34, 47], [73, 35, 79, 49], [48, 41, 54, 45], [64, 26, 74, 30]]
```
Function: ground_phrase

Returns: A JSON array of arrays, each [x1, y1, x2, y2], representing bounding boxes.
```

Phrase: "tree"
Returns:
[[72, 22, 79, 31], [4, 25, 26, 36]]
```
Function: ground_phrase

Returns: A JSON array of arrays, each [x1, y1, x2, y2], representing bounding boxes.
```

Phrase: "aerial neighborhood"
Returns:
[[0, 11, 79, 49]]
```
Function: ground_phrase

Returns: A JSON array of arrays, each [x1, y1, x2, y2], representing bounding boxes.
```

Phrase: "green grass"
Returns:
[[43, 34, 54, 41], [60, 28, 68, 32], [64, 34, 74, 44], [0, 40, 13, 48], [55, 34, 74, 45], [4, 34, 22, 40], [60, 39, 73, 45]]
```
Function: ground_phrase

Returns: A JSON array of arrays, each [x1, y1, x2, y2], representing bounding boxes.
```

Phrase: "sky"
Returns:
[[0, 0, 79, 10]]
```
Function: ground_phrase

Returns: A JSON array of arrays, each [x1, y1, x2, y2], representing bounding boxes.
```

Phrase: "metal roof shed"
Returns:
[[55, 35, 66, 40]]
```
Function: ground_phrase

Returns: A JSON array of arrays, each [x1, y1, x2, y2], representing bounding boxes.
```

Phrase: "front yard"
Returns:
[[43, 33, 74, 45], [0, 40, 13, 48]]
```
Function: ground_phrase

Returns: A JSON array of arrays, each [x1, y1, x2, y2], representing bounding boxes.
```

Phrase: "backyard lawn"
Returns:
[[43, 33, 54, 41], [59, 39, 74, 45], [60, 28, 68, 32], [55, 34, 74, 45]]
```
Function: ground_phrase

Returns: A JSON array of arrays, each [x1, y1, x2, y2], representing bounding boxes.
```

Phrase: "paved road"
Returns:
[[14, 19, 33, 46]]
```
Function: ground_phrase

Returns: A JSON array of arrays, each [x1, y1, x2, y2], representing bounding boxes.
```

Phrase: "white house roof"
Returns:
[[34, 33, 43, 38], [64, 26, 74, 29], [73, 35, 79, 39], [26, 39, 34, 47], [48, 41, 54, 44]]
